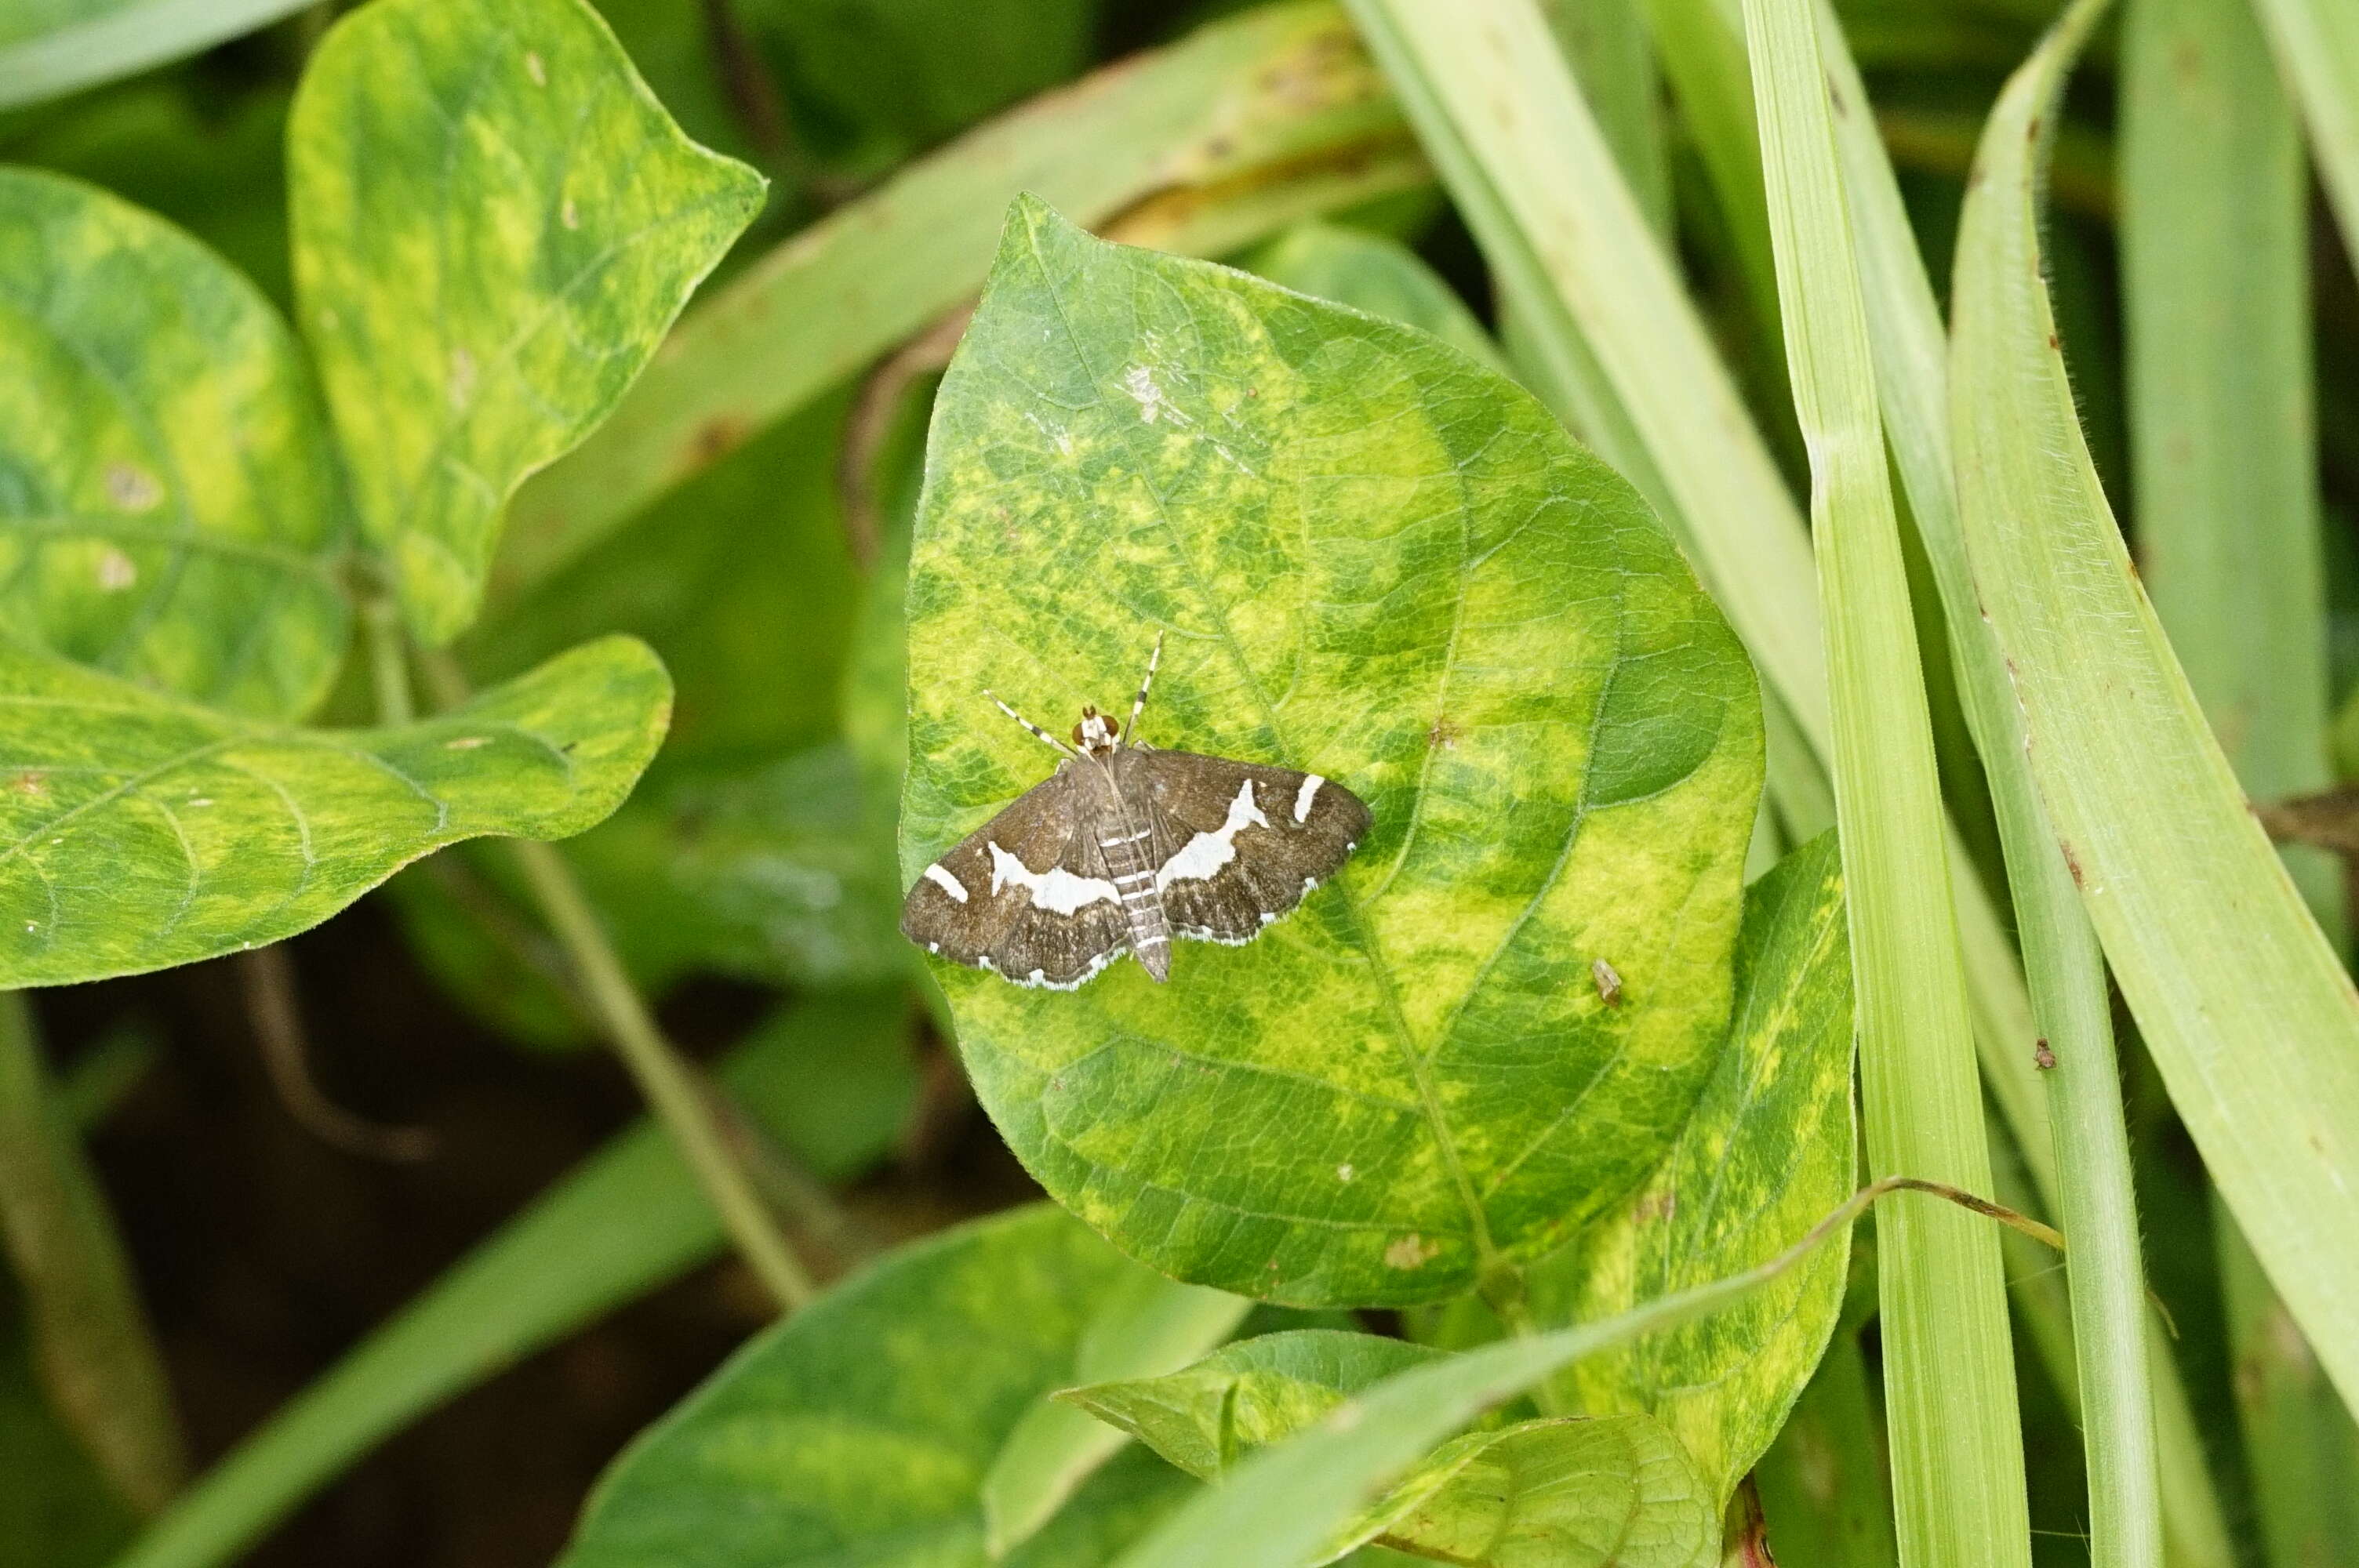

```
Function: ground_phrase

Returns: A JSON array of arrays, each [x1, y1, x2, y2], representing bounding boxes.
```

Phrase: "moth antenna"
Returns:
[[984, 690, 1076, 757], [1122, 631, 1165, 746]]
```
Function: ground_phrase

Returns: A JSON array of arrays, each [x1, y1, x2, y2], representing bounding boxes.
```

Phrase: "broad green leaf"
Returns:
[[1242, 220, 1505, 372], [1110, 1185, 1875, 1568], [1347, 1415, 1716, 1568], [1063, 1329, 1447, 1482], [0, 167, 346, 719], [500, 1, 1424, 597], [1532, 831, 1852, 1501], [289, 0, 765, 644], [558, 1204, 1214, 1568], [0, 633, 668, 987], [0, 0, 311, 110], [904, 199, 1761, 1306], [1952, 0, 2359, 1412], [982, 1270, 1249, 1555], [1078, 1333, 1717, 1568], [111, 991, 914, 1568]]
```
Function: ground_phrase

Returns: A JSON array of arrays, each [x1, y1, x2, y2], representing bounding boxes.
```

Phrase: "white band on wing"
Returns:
[[989, 841, 1120, 914], [1158, 779, 1271, 891]]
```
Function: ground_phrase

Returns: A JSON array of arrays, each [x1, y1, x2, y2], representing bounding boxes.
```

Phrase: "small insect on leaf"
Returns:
[[1593, 957, 1624, 1007], [900, 635, 1372, 989]]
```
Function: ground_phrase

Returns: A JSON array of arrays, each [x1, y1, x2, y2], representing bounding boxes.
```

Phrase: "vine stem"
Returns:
[[389, 634, 815, 1312]]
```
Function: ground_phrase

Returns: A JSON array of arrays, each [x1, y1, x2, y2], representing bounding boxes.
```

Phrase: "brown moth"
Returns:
[[900, 637, 1372, 989]]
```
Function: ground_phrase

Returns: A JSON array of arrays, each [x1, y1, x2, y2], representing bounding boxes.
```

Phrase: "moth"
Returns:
[[900, 636, 1372, 989]]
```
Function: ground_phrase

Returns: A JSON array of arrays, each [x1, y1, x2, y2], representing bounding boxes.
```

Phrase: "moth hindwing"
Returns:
[[900, 670, 1370, 989]]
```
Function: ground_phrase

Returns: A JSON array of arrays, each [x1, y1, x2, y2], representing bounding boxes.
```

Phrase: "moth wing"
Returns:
[[900, 768, 1133, 989], [1132, 750, 1372, 945]]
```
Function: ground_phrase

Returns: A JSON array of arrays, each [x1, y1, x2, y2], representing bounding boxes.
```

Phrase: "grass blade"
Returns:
[[2247, 0, 2359, 266], [2122, 0, 2359, 1554], [1951, 0, 2359, 1416], [0, 993, 184, 1515], [1541, 0, 1673, 234], [109, 994, 909, 1568], [1811, 1, 2172, 1560], [1739, 2, 2030, 1560], [1338, 0, 2070, 1371], [496, 1, 1422, 601], [0, 0, 312, 111]]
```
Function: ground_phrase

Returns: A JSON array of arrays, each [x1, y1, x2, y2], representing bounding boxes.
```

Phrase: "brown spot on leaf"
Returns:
[[2059, 841, 2083, 884], [1428, 715, 1461, 750], [1634, 1189, 1675, 1225], [9, 771, 46, 797], [2034, 1038, 2056, 1071]]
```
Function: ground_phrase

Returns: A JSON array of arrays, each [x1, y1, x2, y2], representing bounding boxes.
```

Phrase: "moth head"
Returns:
[[1072, 705, 1119, 755]]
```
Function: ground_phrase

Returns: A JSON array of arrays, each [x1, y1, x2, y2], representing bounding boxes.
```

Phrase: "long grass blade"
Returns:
[[1339, 0, 2066, 1278], [1951, 0, 2359, 1417], [2121, 0, 2359, 1553], [2246, 0, 2359, 266], [109, 996, 906, 1568], [1805, 1, 2172, 1560], [1739, 2, 2030, 1559], [0, 0, 313, 111]]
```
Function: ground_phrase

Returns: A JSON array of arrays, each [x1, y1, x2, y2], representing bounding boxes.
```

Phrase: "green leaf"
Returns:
[[1078, 1335, 1721, 1568], [1108, 1185, 1875, 1568], [1063, 1329, 1448, 1482], [981, 1269, 1249, 1556], [2247, 0, 2359, 267], [0, 633, 668, 987], [1530, 830, 1852, 1501], [500, 1, 1423, 597], [1952, 0, 2359, 1413], [288, 0, 765, 644], [903, 198, 1762, 1307], [1241, 220, 1505, 372], [0, 0, 313, 111], [0, 167, 347, 719], [110, 990, 914, 1568], [558, 1204, 1216, 1568], [1347, 1415, 1716, 1568]]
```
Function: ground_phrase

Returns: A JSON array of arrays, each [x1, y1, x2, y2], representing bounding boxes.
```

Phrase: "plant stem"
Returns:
[[0, 991, 187, 1514], [399, 646, 815, 1312], [359, 590, 414, 726], [501, 838, 815, 1309]]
